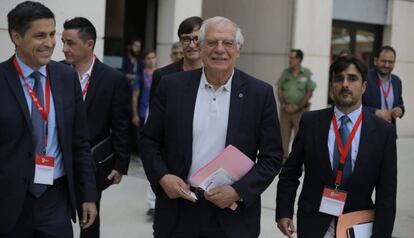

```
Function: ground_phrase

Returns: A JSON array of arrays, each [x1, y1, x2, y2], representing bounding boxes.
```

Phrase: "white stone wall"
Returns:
[[383, 0, 414, 136], [292, 0, 333, 110], [0, 0, 105, 62]]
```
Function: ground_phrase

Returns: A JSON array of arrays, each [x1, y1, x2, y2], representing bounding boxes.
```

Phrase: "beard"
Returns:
[[376, 67, 392, 77], [129, 48, 140, 58], [334, 89, 358, 108]]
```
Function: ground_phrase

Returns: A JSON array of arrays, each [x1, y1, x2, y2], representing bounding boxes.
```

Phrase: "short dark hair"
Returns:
[[177, 16, 203, 38], [142, 49, 155, 59], [375, 45, 396, 58], [329, 55, 368, 82], [63, 17, 97, 49], [7, 1, 55, 39], [128, 38, 142, 46], [291, 49, 304, 61]]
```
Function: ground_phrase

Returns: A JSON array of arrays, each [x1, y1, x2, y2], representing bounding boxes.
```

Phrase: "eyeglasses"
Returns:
[[180, 36, 198, 45], [204, 39, 237, 49]]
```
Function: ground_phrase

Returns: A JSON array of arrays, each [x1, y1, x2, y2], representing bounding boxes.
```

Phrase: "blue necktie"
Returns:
[[29, 71, 47, 198], [333, 115, 353, 186]]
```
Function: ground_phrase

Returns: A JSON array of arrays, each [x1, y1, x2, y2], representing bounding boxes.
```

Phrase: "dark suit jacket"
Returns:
[[149, 59, 183, 105], [83, 59, 131, 176], [276, 107, 397, 238], [0, 57, 98, 234], [140, 68, 283, 238], [362, 69, 405, 124]]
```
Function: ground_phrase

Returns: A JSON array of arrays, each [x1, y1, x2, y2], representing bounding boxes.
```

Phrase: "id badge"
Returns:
[[319, 187, 347, 216], [34, 154, 55, 185]]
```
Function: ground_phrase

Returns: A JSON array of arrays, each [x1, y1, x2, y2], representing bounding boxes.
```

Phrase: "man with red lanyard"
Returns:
[[0, 2, 97, 237], [62, 17, 131, 238], [276, 55, 397, 238], [363, 45, 405, 126]]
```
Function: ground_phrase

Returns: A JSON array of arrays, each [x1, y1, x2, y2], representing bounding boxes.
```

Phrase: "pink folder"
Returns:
[[189, 145, 254, 209]]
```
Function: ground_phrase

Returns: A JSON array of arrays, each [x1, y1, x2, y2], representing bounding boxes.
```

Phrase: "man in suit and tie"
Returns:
[[140, 16, 283, 238], [61, 17, 131, 238], [0, 2, 97, 237], [149, 16, 204, 104], [276, 55, 397, 238], [362, 45, 405, 125]]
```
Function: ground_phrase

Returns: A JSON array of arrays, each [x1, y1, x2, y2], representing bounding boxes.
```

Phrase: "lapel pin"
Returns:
[[238, 93, 244, 98]]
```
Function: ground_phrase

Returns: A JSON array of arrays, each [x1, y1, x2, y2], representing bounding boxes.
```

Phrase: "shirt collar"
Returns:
[[80, 55, 96, 79], [15, 53, 47, 79], [376, 71, 392, 84], [334, 105, 362, 125], [200, 67, 234, 92]]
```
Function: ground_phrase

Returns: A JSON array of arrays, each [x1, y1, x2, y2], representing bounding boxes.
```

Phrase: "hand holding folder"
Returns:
[[336, 209, 374, 238], [189, 145, 254, 210]]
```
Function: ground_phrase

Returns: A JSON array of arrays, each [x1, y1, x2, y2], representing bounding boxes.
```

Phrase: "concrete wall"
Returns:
[[0, 0, 106, 62], [292, 0, 333, 110], [383, 0, 414, 136]]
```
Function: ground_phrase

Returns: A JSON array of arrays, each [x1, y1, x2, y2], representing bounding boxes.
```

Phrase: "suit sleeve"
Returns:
[[275, 113, 307, 220], [149, 70, 161, 106], [71, 69, 98, 202], [395, 77, 405, 117], [111, 72, 131, 174], [372, 124, 397, 238], [139, 78, 170, 191], [232, 86, 283, 207]]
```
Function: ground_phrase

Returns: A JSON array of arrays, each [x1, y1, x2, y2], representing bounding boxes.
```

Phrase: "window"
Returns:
[[331, 20, 383, 67]]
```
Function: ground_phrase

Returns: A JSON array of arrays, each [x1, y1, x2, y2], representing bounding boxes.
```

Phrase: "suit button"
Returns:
[[23, 177, 28, 184]]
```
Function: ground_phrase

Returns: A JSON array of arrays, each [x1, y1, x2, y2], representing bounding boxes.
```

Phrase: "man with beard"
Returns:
[[276, 55, 397, 238], [362, 45, 404, 125], [122, 38, 144, 85]]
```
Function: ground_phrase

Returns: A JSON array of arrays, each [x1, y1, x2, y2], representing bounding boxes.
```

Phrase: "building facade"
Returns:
[[1, 0, 413, 136]]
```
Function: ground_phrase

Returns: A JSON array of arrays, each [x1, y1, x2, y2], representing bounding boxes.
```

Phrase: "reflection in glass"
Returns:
[[331, 26, 351, 63], [356, 30, 374, 66]]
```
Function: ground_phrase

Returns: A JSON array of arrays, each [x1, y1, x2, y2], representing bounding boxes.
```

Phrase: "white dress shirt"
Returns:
[[325, 105, 362, 238], [78, 56, 96, 100], [188, 68, 234, 181], [328, 105, 363, 171]]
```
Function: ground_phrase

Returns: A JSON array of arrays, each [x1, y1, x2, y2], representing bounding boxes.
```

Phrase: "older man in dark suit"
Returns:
[[276, 56, 397, 238], [140, 16, 283, 238], [61, 17, 131, 238], [0, 2, 97, 237]]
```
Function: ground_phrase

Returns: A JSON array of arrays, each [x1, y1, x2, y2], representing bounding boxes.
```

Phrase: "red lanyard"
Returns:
[[82, 74, 92, 96], [81, 55, 96, 97], [13, 56, 51, 149], [332, 112, 363, 186], [378, 78, 391, 109]]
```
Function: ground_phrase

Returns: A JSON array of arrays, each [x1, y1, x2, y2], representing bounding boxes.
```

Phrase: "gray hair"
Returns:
[[198, 16, 244, 50], [171, 41, 182, 50]]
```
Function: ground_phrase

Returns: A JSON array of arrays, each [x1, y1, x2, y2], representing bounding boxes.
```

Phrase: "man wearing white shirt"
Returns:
[[276, 55, 397, 238], [140, 16, 283, 238], [62, 17, 130, 238]]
